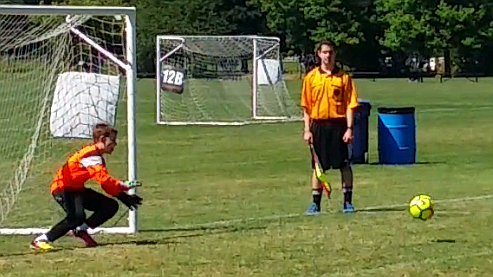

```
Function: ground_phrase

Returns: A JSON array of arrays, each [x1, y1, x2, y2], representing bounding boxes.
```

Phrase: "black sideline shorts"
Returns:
[[311, 119, 349, 171]]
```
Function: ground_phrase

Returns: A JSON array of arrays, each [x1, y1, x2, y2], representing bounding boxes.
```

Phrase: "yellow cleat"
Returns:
[[30, 240, 54, 252]]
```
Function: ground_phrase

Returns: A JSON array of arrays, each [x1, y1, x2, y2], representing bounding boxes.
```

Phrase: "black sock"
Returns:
[[312, 189, 323, 207], [343, 187, 352, 206]]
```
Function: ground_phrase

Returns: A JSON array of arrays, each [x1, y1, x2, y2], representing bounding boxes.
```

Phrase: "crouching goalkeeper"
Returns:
[[31, 123, 143, 251]]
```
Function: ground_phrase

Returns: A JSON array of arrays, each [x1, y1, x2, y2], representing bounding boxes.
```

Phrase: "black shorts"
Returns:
[[311, 119, 349, 170], [52, 188, 116, 219]]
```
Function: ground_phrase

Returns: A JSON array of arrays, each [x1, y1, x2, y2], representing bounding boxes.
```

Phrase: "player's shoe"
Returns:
[[70, 230, 98, 247], [343, 203, 355, 213], [306, 203, 321, 215], [30, 240, 54, 251]]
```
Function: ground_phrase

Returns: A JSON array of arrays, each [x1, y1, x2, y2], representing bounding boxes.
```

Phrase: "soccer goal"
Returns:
[[156, 35, 302, 125], [0, 5, 138, 235]]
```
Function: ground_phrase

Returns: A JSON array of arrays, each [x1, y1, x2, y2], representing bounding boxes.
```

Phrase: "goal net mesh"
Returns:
[[157, 36, 301, 125], [0, 13, 130, 232]]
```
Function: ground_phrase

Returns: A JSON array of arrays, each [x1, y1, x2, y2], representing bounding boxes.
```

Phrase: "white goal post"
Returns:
[[156, 35, 302, 125], [0, 5, 138, 235]]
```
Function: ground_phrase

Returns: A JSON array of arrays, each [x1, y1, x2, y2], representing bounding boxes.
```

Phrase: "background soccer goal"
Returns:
[[156, 35, 302, 125], [0, 5, 138, 235]]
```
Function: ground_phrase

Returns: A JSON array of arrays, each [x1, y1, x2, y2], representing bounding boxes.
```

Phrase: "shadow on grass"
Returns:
[[0, 247, 76, 258], [431, 239, 456, 243], [138, 214, 304, 233], [356, 207, 406, 213], [98, 225, 267, 247], [140, 224, 265, 233], [0, 225, 267, 257]]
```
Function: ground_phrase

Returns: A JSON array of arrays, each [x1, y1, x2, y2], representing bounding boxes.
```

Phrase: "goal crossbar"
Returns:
[[156, 35, 279, 40]]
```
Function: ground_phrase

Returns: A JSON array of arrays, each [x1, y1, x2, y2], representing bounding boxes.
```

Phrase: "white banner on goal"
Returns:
[[50, 72, 120, 139], [257, 59, 281, 85]]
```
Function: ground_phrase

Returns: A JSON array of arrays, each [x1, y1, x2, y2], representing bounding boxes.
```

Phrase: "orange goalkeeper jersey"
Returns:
[[50, 144, 124, 197]]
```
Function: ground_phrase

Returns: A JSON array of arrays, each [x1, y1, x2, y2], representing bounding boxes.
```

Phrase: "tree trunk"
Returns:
[[444, 49, 451, 76]]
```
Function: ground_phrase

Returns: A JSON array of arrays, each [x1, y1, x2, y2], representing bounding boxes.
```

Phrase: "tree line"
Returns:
[[4, 0, 493, 76]]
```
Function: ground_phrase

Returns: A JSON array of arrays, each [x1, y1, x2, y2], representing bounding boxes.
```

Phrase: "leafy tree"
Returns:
[[375, 0, 434, 54], [221, 0, 267, 35], [249, 0, 312, 55], [302, 0, 363, 46], [251, 0, 364, 57], [375, 0, 493, 73]]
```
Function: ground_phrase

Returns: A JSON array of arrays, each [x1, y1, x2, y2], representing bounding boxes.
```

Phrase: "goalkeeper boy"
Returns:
[[31, 123, 143, 251]]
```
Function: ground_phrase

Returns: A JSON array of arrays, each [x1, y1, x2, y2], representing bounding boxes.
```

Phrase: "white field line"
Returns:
[[160, 194, 493, 231]]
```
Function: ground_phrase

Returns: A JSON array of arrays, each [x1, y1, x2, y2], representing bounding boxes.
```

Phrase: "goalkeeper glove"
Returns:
[[116, 192, 143, 210]]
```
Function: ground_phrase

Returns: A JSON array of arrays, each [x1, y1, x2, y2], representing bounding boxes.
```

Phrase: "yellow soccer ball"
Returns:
[[409, 195, 434, 220]]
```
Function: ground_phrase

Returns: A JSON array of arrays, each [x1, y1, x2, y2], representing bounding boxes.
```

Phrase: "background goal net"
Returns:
[[0, 5, 137, 235], [156, 35, 302, 125]]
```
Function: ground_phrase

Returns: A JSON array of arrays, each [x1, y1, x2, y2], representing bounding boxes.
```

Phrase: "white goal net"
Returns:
[[0, 6, 137, 235], [156, 35, 301, 125]]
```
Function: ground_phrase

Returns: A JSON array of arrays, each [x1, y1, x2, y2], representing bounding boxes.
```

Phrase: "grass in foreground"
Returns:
[[1, 78, 493, 277]]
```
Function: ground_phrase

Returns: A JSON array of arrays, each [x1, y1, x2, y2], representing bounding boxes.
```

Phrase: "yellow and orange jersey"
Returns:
[[50, 144, 124, 197], [301, 67, 359, 120]]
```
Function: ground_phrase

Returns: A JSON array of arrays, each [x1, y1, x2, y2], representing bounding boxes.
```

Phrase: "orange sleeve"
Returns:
[[301, 74, 312, 111], [87, 164, 125, 197], [346, 75, 359, 109]]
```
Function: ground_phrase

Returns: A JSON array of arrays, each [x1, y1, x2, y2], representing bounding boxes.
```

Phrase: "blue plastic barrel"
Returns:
[[351, 99, 371, 164], [377, 107, 416, 164]]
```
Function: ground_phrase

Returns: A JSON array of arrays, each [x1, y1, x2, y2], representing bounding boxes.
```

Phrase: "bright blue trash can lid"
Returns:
[[378, 107, 415, 114]]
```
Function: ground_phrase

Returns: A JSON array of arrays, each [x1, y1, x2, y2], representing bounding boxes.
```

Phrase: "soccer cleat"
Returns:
[[30, 240, 54, 251], [306, 203, 321, 215], [343, 203, 355, 213], [70, 230, 98, 247]]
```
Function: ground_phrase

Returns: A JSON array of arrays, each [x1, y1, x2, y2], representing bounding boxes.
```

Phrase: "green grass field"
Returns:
[[1, 77, 493, 277]]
